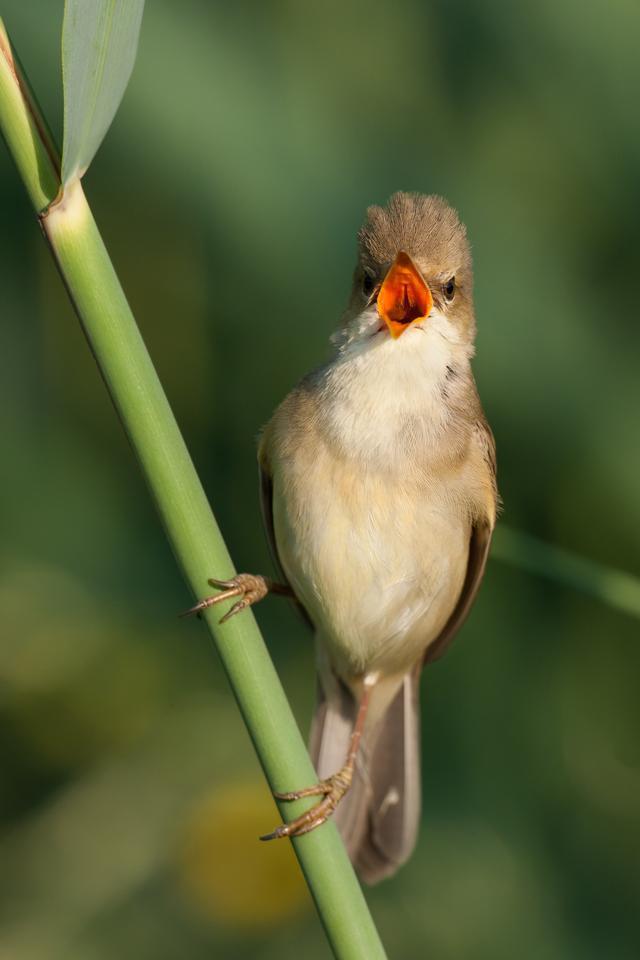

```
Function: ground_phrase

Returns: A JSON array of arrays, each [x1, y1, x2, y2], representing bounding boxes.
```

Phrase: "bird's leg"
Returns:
[[180, 574, 293, 623], [260, 674, 377, 841]]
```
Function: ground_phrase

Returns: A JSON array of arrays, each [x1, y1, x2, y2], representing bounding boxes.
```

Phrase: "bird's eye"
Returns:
[[362, 270, 375, 298], [444, 277, 456, 302]]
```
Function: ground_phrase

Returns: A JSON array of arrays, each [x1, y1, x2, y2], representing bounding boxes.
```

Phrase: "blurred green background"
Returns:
[[1, 2, 639, 958]]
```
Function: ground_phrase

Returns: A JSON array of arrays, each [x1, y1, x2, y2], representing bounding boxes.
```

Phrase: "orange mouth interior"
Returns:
[[376, 251, 432, 338]]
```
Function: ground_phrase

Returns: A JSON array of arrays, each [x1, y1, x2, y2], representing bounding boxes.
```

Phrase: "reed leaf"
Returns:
[[61, 0, 145, 184]]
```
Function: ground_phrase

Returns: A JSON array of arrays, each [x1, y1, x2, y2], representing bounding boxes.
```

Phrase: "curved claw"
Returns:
[[179, 585, 243, 619], [219, 598, 249, 624], [260, 826, 288, 842], [207, 577, 239, 590]]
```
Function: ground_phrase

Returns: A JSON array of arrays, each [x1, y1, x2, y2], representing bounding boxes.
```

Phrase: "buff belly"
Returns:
[[272, 447, 470, 681]]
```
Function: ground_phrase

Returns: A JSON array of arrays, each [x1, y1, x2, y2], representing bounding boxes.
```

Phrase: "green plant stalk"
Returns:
[[0, 23, 387, 960], [0, 21, 59, 208]]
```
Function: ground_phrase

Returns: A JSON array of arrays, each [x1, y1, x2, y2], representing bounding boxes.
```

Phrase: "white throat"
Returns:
[[318, 309, 473, 468]]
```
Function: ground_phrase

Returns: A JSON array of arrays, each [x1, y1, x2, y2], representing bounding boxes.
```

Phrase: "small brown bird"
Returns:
[[189, 192, 498, 883]]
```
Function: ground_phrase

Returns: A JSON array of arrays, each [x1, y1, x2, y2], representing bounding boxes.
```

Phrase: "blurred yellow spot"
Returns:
[[177, 780, 308, 930]]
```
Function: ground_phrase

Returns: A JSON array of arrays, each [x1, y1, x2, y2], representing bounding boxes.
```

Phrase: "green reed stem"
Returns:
[[0, 21, 387, 959]]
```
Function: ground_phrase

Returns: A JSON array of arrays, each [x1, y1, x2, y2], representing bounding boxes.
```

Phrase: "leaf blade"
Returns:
[[61, 0, 144, 185]]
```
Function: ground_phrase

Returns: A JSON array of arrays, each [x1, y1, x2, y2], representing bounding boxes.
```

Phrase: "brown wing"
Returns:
[[258, 454, 315, 630], [424, 419, 498, 665], [423, 519, 493, 664]]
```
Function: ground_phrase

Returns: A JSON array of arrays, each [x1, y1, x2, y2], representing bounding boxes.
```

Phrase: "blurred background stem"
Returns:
[[0, 21, 387, 960], [492, 526, 640, 620]]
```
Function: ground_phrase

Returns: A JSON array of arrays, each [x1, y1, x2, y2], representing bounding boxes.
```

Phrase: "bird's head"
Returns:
[[336, 193, 475, 355]]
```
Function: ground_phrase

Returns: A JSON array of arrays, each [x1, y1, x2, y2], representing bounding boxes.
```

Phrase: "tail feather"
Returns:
[[309, 665, 422, 884]]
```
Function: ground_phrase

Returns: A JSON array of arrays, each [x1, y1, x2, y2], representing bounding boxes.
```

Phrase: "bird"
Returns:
[[186, 192, 498, 884]]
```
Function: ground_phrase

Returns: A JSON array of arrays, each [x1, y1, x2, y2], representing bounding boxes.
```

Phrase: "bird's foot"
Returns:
[[260, 765, 353, 840], [181, 573, 290, 623]]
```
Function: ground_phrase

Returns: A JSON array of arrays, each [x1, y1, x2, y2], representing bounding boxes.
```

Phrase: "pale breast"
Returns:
[[272, 443, 470, 681], [265, 321, 483, 682]]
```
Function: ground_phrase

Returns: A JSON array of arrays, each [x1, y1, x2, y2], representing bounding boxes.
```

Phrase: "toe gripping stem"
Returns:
[[260, 676, 376, 841], [180, 573, 292, 623]]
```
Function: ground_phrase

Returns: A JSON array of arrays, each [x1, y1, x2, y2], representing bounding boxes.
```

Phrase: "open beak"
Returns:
[[376, 251, 432, 339]]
